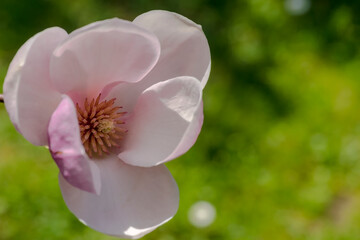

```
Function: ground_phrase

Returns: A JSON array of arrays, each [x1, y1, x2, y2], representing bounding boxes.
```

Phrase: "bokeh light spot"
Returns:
[[188, 201, 216, 228], [284, 0, 311, 15]]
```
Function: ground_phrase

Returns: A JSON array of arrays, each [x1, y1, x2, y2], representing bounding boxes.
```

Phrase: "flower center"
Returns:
[[97, 119, 115, 134], [76, 93, 127, 158]]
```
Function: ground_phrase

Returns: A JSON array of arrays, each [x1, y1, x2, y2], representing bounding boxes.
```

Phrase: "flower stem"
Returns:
[[0, 94, 3, 103]]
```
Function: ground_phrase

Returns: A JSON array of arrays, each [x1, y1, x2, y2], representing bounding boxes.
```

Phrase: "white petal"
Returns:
[[134, 10, 211, 88], [50, 18, 160, 101], [102, 11, 211, 118], [3, 27, 67, 145], [118, 76, 203, 167], [59, 157, 179, 239]]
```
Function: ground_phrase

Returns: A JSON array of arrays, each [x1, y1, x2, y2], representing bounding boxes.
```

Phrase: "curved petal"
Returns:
[[118, 76, 203, 167], [165, 101, 204, 161], [59, 156, 179, 239], [50, 18, 161, 100], [133, 10, 211, 89], [100, 81, 141, 114], [48, 96, 101, 194], [3, 27, 67, 145]]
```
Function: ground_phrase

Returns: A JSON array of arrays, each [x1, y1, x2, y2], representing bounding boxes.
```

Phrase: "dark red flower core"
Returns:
[[76, 93, 127, 158]]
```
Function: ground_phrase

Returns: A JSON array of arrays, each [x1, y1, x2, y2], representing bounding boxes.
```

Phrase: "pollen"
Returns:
[[76, 93, 127, 158]]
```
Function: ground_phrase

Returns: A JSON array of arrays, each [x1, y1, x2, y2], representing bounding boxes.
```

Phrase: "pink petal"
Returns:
[[59, 156, 179, 239], [50, 18, 161, 100], [48, 96, 101, 194], [96, 11, 211, 115], [166, 101, 204, 161], [118, 76, 203, 167], [3, 27, 68, 146], [133, 10, 211, 89]]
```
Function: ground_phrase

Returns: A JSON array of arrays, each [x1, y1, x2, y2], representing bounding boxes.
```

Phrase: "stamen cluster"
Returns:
[[76, 94, 126, 158]]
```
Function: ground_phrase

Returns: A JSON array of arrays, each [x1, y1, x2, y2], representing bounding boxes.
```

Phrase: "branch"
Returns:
[[0, 94, 3, 103]]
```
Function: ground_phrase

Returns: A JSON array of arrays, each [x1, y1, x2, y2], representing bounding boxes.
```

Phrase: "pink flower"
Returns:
[[3, 10, 210, 239]]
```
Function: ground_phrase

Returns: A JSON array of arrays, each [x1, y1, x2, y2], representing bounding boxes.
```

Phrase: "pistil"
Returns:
[[76, 94, 127, 158]]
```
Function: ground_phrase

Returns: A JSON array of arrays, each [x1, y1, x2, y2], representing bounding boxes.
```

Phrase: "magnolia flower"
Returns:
[[2, 10, 210, 239]]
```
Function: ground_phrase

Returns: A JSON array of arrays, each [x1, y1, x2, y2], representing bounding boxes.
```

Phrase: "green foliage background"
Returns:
[[1, 0, 360, 239]]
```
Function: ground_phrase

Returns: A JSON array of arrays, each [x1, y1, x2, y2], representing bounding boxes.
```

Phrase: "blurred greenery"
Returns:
[[2, 0, 360, 239]]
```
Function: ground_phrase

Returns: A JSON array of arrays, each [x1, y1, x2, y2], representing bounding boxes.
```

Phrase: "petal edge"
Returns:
[[3, 27, 68, 145], [119, 76, 203, 167], [59, 157, 179, 238], [48, 96, 101, 194]]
